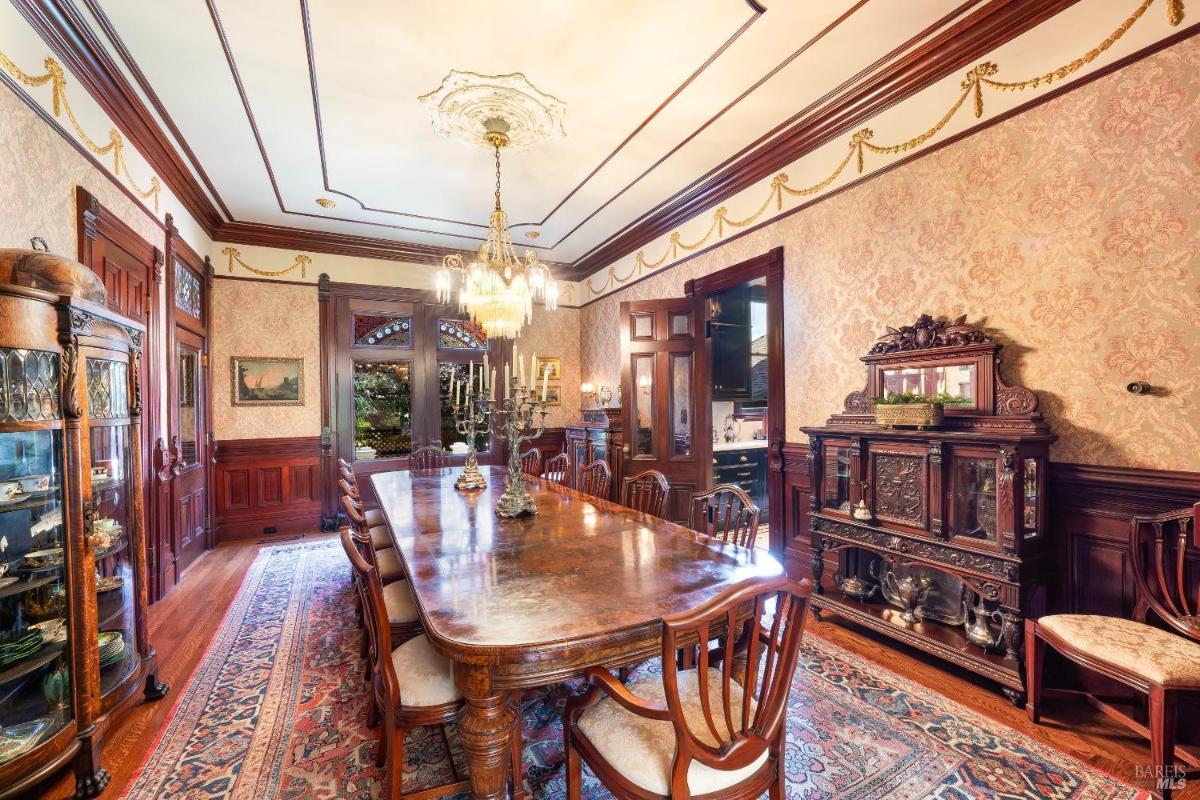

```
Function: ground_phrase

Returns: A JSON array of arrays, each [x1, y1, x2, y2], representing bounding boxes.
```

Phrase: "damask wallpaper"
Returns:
[[512, 307, 582, 429], [211, 280, 323, 440], [0, 81, 163, 262], [581, 37, 1200, 471]]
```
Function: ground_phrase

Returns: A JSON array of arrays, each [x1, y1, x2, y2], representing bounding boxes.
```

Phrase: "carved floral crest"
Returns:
[[868, 314, 992, 355]]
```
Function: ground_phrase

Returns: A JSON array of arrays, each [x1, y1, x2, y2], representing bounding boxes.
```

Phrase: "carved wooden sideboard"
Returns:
[[802, 315, 1055, 704], [564, 408, 624, 500]]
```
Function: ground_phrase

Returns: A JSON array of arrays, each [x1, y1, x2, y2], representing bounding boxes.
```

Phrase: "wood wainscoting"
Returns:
[[780, 441, 1200, 615], [213, 437, 322, 541]]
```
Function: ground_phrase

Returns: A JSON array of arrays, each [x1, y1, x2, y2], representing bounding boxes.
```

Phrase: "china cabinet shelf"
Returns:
[[0, 492, 60, 515], [0, 576, 57, 600], [0, 642, 66, 687]]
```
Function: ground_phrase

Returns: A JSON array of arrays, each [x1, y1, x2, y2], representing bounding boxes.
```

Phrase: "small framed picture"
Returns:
[[543, 386, 562, 406], [231, 356, 304, 406], [535, 356, 561, 382]]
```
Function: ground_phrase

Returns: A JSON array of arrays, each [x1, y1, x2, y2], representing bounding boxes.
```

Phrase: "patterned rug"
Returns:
[[121, 542, 1148, 800]]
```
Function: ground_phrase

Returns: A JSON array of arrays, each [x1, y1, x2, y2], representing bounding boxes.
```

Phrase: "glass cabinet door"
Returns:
[[821, 444, 852, 513], [950, 455, 998, 544], [0, 346, 72, 765], [85, 357, 138, 699], [1023, 458, 1041, 538]]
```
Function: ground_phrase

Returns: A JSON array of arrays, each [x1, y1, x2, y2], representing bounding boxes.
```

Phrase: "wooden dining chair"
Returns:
[[343, 495, 407, 584], [578, 459, 612, 500], [622, 469, 671, 519], [520, 448, 543, 477], [409, 444, 450, 473], [688, 485, 760, 548], [1026, 506, 1200, 799], [543, 452, 570, 486], [341, 528, 524, 800], [565, 575, 813, 799], [340, 477, 386, 532]]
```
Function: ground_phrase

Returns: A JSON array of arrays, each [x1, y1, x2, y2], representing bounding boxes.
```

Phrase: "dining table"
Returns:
[[371, 464, 783, 800]]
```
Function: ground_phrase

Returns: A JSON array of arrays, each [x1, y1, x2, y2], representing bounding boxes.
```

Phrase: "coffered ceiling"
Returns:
[[7, 0, 1195, 280]]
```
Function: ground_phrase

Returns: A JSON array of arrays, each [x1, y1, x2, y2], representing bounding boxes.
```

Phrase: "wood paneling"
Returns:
[[213, 436, 321, 540]]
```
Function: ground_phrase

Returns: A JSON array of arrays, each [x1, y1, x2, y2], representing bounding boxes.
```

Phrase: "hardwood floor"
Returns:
[[38, 532, 337, 800], [32, 533, 1198, 799]]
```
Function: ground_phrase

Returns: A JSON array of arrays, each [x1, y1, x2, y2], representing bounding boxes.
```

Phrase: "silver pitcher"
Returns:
[[963, 596, 1003, 650], [884, 572, 931, 623]]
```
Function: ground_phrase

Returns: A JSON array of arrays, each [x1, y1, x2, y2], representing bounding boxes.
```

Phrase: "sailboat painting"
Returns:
[[230, 356, 304, 406]]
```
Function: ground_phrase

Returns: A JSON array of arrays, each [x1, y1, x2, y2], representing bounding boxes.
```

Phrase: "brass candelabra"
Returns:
[[450, 394, 488, 491]]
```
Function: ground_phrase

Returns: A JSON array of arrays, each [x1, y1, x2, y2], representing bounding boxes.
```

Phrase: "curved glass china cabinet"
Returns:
[[0, 245, 165, 798]]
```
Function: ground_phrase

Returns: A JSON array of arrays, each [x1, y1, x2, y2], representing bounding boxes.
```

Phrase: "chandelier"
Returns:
[[422, 72, 564, 339]]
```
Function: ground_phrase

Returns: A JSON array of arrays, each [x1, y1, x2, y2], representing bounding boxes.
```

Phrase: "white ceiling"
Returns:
[[67, 0, 1189, 269]]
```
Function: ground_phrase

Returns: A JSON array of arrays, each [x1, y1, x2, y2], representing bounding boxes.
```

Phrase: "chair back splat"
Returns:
[[544, 452, 570, 486], [520, 447, 543, 477], [578, 459, 611, 500], [689, 485, 760, 548], [409, 444, 450, 474], [622, 469, 670, 518], [1131, 507, 1200, 641]]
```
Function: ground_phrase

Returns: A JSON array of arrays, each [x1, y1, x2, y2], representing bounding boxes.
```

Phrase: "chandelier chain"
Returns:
[[494, 143, 503, 211]]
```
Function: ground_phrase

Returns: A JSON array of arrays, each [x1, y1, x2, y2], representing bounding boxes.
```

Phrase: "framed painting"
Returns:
[[542, 386, 562, 406], [230, 356, 304, 406], [535, 356, 561, 381]]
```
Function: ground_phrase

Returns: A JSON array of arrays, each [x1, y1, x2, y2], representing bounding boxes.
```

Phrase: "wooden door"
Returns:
[[76, 188, 165, 592], [620, 298, 703, 522]]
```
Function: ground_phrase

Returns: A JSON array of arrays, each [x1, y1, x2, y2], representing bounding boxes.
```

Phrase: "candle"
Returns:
[[541, 363, 549, 401], [482, 353, 489, 388], [469, 360, 474, 390], [490, 367, 497, 400], [504, 362, 510, 399], [530, 353, 537, 389], [451, 372, 457, 404], [518, 352, 526, 387]]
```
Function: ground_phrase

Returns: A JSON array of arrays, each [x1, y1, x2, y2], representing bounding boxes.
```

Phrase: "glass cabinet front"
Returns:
[[950, 456, 998, 543], [821, 443, 852, 513], [86, 357, 139, 701], [1, 355, 72, 767]]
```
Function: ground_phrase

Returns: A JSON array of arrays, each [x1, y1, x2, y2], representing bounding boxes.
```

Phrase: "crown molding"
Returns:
[[11, 0, 225, 237], [213, 221, 575, 274], [14, 0, 1092, 280], [568, 0, 1080, 276]]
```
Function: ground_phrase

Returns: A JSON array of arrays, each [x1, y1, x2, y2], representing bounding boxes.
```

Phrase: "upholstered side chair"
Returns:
[[1026, 506, 1200, 799]]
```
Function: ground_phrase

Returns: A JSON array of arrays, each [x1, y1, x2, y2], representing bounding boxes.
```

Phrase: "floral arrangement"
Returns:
[[873, 391, 970, 406]]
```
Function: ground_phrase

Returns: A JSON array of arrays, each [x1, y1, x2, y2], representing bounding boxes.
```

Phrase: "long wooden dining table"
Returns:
[[371, 464, 783, 800]]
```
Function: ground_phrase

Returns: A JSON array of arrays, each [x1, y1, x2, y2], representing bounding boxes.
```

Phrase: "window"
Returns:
[[353, 361, 412, 459], [353, 313, 413, 348]]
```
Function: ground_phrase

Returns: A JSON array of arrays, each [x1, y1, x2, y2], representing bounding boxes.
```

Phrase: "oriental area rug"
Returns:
[[120, 542, 1148, 800]]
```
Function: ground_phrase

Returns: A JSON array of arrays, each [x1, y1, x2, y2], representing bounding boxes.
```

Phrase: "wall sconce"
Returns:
[[581, 382, 597, 408]]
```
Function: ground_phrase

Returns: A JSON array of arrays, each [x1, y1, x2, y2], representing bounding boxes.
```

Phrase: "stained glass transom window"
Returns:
[[174, 260, 202, 319], [353, 313, 413, 348], [0, 348, 60, 422], [437, 318, 488, 351], [86, 358, 129, 419]]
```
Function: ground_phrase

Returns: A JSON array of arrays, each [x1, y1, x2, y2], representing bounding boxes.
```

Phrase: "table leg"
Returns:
[[456, 662, 516, 800]]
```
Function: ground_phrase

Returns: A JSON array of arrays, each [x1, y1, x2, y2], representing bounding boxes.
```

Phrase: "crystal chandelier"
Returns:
[[435, 118, 557, 339]]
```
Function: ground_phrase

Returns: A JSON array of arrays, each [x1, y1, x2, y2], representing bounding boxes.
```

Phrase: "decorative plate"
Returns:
[[0, 577, 17, 590], [96, 576, 124, 593], [31, 618, 67, 644]]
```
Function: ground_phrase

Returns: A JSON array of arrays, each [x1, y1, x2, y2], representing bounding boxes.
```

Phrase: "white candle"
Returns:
[[490, 367, 497, 400], [518, 352, 525, 387], [451, 372, 457, 403], [504, 362, 510, 399], [541, 364, 549, 401], [469, 360, 474, 390], [483, 352, 489, 385], [530, 353, 537, 388]]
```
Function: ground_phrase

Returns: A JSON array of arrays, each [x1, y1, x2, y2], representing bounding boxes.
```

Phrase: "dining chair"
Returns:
[[340, 478, 387, 534], [520, 447, 543, 477], [544, 452, 570, 486], [341, 528, 524, 800], [688, 485, 760, 548], [578, 459, 611, 500], [343, 495, 407, 584], [1026, 506, 1200, 799], [622, 469, 671, 519], [409, 444, 451, 473], [564, 574, 813, 799]]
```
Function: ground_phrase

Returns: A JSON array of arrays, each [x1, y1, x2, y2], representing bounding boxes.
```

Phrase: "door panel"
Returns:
[[172, 325, 208, 575], [620, 298, 702, 523]]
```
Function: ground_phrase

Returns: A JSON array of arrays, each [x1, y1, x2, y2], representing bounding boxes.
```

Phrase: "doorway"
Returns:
[[619, 247, 785, 556]]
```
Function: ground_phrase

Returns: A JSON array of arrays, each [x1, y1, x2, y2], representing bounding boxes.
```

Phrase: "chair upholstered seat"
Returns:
[[389, 634, 461, 707], [364, 508, 384, 527], [576, 668, 768, 795], [1039, 614, 1200, 688], [374, 547, 405, 582], [382, 579, 419, 625], [369, 525, 391, 550]]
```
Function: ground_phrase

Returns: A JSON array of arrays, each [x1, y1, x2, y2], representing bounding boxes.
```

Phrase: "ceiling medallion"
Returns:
[[315, 197, 336, 208], [418, 70, 565, 152], [425, 71, 563, 339]]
